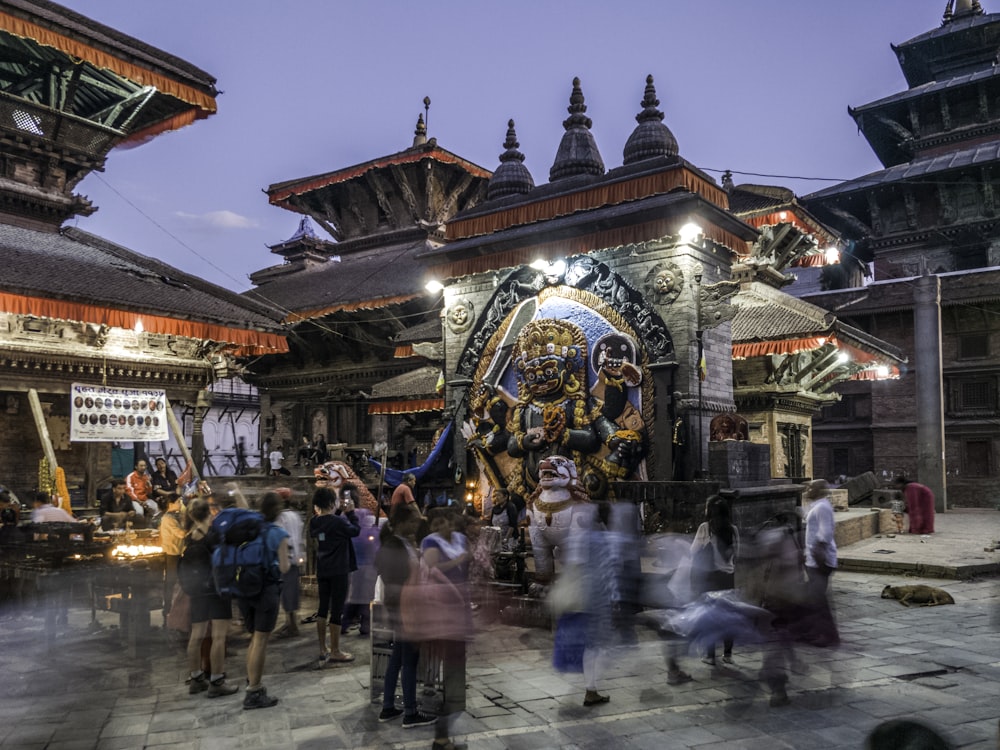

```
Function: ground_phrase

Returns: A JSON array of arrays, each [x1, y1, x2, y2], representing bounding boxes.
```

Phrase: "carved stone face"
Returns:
[[446, 299, 474, 333], [654, 269, 676, 294], [522, 355, 566, 398], [645, 262, 683, 303]]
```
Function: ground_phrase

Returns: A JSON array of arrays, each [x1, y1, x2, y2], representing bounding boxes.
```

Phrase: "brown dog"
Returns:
[[881, 584, 955, 607]]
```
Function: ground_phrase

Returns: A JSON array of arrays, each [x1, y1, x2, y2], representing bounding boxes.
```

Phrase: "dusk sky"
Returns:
[[61, 1, 952, 293]]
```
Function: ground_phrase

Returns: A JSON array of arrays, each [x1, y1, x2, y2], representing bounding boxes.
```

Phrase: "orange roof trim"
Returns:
[[743, 211, 836, 244], [270, 149, 491, 205], [447, 166, 729, 242], [0, 291, 286, 356], [367, 398, 444, 415], [285, 294, 420, 324], [732, 335, 829, 359], [430, 217, 750, 280], [0, 11, 217, 114]]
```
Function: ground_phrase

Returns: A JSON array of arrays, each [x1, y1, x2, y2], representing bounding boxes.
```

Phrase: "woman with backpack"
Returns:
[[182, 497, 238, 698], [689, 495, 740, 667]]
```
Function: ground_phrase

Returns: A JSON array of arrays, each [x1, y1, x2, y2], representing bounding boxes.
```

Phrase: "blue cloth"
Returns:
[[553, 613, 587, 672], [368, 422, 453, 487]]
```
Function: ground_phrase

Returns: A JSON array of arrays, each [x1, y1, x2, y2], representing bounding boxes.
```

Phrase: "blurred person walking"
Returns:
[[374, 504, 436, 729], [273, 487, 304, 639], [341, 501, 379, 636], [689, 495, 739, 667], [802, 479, 839, 647], [420, 509, 472, 746]]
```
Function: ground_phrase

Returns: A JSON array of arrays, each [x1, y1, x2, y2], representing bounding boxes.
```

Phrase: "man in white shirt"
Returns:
[[803, 479, 839, 647], [31, 491, 75, 523], [269, 447, 285, 477]]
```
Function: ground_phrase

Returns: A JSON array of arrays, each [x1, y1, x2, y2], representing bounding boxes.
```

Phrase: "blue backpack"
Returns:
[[210, 507, 275, 598]]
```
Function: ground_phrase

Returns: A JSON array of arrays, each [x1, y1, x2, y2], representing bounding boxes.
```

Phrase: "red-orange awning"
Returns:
[[367, 398, 444, 415], [446, 167, 730, 241], [0, 291, 287, 356], [732, 335, 829, 359]]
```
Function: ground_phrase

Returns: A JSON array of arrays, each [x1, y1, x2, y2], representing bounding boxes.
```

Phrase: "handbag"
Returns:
[[546, 563, 585, 617], [399, 562, 467, 642], [165, 584, 191, 632]]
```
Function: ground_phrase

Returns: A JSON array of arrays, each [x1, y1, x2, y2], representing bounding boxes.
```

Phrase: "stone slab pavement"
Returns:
[[0, 513, 998, 749]]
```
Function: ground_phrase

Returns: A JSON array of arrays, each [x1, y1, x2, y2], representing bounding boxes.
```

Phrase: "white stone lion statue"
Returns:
[[526, 454, 590, 583]]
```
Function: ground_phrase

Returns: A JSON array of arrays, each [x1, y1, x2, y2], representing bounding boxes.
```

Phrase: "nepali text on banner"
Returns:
[[69, 382, 169, 442]]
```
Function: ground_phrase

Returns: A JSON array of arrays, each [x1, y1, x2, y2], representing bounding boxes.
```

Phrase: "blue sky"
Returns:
[[60, 1, 950, 291]]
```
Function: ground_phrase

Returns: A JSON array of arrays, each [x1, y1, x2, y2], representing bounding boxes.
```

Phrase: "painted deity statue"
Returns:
[[506, 319, 606, 498], [526, 454, 590, 581]]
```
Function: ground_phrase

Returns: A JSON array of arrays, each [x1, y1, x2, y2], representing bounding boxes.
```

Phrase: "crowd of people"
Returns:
[[1, 465, 953, 748]]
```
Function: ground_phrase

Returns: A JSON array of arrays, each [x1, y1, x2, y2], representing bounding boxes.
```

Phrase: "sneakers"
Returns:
[[722, 654, 734, 665], [207, 678, 238, 698], [188, 673, 208, 694], [243, 686, 279, 710], [401, 712, 436, 728], [378, 706, 403, 723]]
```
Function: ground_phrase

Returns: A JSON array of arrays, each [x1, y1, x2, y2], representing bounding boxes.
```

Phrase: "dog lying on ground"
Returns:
[[881, 584, 955, 607]]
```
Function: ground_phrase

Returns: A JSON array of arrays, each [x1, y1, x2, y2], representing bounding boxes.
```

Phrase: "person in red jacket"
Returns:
[[894, 476, 935, 534], [126, 459, 155, 516]]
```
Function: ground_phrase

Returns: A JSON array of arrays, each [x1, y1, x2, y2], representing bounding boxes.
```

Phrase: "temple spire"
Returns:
[[944, 0, 984, 24], [413, 113, 427, 147], [487, 119, 534, 199], [623, 74, 679, 165], [549, 77, 605, 181]]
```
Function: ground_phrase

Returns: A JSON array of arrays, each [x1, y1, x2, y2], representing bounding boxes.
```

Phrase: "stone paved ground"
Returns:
[[0, 513, 998, 749]]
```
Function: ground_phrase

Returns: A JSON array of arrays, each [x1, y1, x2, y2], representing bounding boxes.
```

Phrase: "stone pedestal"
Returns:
[[708, 441, 771, 487]]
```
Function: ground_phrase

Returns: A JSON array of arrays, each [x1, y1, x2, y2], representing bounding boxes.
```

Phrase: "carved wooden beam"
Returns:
[[434, 172, 474, 224], [364, 171, 396, 226], [390, 164, 420, 222]]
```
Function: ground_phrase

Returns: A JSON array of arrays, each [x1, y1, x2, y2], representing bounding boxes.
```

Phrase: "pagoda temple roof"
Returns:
[[804, 139, 1000, 202], [892, 8, 1000, 88], [0, 0, 218, 145], [851, 65, 1000, 115], [244, 236, 437, 323], [0, 224, 286, 355], [733, 281, 905, 365]]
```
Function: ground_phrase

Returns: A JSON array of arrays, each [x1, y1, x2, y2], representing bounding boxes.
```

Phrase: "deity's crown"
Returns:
[[512, 319, 587, 371]]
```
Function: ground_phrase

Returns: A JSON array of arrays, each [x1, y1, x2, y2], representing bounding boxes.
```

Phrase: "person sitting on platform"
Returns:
[[150, 458, 178, 504], [126, 459, 157, 518], [295, 436, 312, 467], [31, 491, 75, 523], [100, 478, 135, 530]]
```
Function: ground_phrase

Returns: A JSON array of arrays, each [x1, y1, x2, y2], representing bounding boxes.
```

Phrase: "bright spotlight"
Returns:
[[679, 222, 703, 244]]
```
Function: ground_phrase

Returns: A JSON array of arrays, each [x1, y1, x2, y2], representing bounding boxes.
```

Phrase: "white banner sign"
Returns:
[[70, 383, 169, 442]]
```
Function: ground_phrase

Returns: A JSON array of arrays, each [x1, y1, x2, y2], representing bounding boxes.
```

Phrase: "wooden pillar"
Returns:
[[165, 397, 200, 484]]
